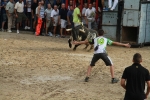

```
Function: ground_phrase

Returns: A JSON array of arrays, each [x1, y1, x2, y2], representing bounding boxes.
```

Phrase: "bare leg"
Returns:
[[110, 65, 114, 78], [17, 23, 19, 30], [46, 27, 48, 35], [60, 28, 63, 36], [2, 22, 5, 30], [86, 66, 92, 77], [53, 26, 56, 36]]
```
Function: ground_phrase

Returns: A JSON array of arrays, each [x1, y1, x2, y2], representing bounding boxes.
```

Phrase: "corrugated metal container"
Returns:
[[102, 26, 117, 41], [123, 10, 140, 27], [102, 12, 118, 25], [138, 2, 150, 44], [124, 0, 140, 10]]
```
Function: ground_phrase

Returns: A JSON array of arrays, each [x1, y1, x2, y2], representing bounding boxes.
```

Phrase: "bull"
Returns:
[[66, 23, 98, 51]]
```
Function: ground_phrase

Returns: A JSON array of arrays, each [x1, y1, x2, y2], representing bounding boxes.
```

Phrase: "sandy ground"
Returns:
[[0, 32, 150, 100]]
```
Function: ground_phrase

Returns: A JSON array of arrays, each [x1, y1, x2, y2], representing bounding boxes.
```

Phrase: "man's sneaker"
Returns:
[[27, 27, 30, 30], [7, 30, 12, 33], [111, 78, 119, 83], [85, 77, 89, 82], [24, 26, 28, 30], [17, 30, 19, 34], [2, 28, 4, 32]]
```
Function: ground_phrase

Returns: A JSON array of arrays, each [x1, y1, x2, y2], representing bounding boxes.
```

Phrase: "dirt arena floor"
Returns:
[[0, 32, 150, 100]]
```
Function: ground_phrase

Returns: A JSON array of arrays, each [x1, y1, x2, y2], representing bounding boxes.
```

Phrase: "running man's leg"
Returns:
[[85, 54, 100, 82], [100, 54, 119, 83]]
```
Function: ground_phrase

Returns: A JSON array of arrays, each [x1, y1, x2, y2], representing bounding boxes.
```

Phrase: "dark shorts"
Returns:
[[90, 53, 113, 66], [26, 12, 31, 20], [17, 13, 28, 23], [2, 14, 7, 22]]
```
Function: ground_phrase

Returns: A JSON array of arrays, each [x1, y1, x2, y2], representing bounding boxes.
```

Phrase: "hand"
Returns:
[[68, 22, 71, 25], [124, 43, 131, 48], [72, 41, 79, 45], [32, 16, 34, 19], [16, 14, 18, 18]]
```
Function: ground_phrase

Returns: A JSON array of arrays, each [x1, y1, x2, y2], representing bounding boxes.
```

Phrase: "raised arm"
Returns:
[[112, 42, 131, 48]]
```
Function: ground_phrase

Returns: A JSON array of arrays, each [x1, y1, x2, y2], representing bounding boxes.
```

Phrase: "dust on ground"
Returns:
[[0, 32, 150, 100]]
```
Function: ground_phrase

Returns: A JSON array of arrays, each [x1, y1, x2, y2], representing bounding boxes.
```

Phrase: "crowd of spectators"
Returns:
[[0, 0, 102, 38]]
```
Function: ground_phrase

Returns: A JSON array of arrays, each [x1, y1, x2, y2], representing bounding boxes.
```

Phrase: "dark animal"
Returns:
[[67, 24, 98, 51]]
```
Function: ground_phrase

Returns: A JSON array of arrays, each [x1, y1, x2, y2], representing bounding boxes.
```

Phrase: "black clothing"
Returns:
[[122, 63, 150, 100], [31, 3, 38, 14], [59, 8, 68, 20]]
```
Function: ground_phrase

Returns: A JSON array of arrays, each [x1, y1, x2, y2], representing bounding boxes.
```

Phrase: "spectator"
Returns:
[[121, 53, 150, 100], [82, 3, 87, 26], [6, 0, 14, 33], [67, 5, 74, 28], [85, 3, 97, 29], [37, 0, 45, 36], [25, 0, 32, 30], [45, 3, 53, 36], [68, 0, 73, 10], [73, 3, 81, 27], [1, 0, 8, 31], [52, 0, 61, 10], [15, 0, 28, 34], [108, 0, 118, 11], [59, 3, 68, 38], [35, 1, 41, 18], [51, 5, 59, 37], [31, 0, 38, 32]]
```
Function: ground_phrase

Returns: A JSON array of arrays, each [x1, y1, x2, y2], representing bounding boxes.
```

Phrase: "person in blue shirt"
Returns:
[[1, 0, 8, 31], [67, 5, 74, 28]]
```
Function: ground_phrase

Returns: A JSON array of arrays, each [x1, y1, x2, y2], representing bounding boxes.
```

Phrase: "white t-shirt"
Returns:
[[85, 8, 96, 22], [94, 36, 113, 54], [51, 9, 59, 21], [26, 0, 31, 12], [14, 1, 24, 13], [82, 7, 87, 24]]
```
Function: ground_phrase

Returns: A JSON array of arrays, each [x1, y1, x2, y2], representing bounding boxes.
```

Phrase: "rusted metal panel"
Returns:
[[123, 10, 139, 27], [102, 12, 118, 25], [124, 0, 140, 10], [102, 25, 117, 41]]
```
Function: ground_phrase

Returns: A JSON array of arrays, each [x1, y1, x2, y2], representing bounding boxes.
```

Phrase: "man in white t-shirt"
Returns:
[[51, 5, 59, 37], [82, 3, 87, 26], [85, 3, 97, 29], [73, 29, 131, 83]]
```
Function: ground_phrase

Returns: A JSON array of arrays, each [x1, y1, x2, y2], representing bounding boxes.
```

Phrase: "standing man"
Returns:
[[73, 29, 130, 83], [68, 0, 73, 10], [45, 3, 53, 36], [82, 3, 87, 26], [73, 3, 81, 27], [25, 0, 32, 30], [31, 0, 38, 33], [121, 53, 150, 100], [59, 3, 68, 38], [51, 5, 59, 37], [67, 5, 74, 28], [15, 0, 28, 34], [37, 0, 45, 36], [1, 0, 8, 31], [85, 3, 97, 29], [6, 0, 14, 33], [108, 0, 118, 11]]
